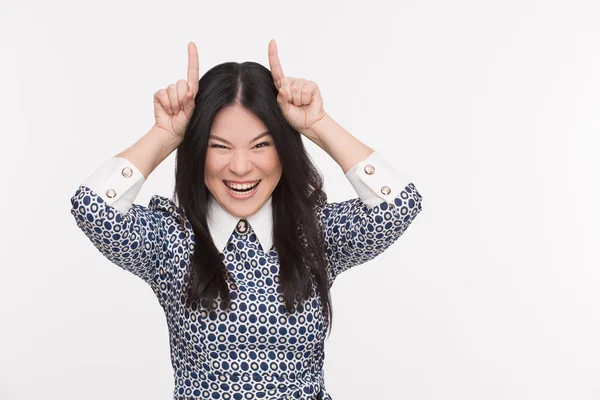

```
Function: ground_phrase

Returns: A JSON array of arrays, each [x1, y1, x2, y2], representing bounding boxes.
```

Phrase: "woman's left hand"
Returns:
[[268, 39, 328, 143]]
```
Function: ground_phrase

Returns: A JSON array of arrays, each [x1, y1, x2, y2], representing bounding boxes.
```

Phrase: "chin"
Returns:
[[221, 192, 265, 215]]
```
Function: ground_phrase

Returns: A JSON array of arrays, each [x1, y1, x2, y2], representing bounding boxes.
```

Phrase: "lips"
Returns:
[[222, 179, 261, 199], [223, 180, 261, 185], [223, 180, 261, 191]]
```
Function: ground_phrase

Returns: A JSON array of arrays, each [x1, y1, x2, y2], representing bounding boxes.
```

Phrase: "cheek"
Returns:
[[204, 157, 222, 188], [260, 150, 282, 175], [204, 153, 222, 176], [204, 153, 213, 171]]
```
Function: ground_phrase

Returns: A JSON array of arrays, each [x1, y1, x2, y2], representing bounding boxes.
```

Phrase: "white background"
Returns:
[[1, 0, 599, 399]]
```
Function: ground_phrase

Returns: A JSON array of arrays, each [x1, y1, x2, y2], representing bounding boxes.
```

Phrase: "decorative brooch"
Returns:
[[235, 218, 248, 235]]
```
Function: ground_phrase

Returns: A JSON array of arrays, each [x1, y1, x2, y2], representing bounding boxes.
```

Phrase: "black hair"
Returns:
[[173, 61, 334, 338]]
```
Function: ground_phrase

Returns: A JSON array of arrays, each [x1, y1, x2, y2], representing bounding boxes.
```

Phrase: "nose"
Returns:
[[229, 151, 252, 176]]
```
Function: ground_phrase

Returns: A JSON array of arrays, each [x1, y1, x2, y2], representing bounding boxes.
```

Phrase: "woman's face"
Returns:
[[205, 104, 282, 218]]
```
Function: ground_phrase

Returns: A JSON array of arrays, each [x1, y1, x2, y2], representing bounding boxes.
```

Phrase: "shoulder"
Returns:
[[311, 191, 328, 223], [147, 195, 190, 230]]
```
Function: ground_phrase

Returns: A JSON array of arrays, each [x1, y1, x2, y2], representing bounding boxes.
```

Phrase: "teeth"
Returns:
[[225, 180, 260, 190]]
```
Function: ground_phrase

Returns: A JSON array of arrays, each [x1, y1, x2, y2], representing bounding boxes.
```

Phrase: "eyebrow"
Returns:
[[209, 131, 271, 145]]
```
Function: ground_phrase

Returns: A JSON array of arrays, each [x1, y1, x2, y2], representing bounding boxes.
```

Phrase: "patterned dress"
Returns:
[[70, 151, 423, 399]]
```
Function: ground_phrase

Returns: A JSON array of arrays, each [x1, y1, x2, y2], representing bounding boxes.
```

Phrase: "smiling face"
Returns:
[[205, 104, 282, 218]]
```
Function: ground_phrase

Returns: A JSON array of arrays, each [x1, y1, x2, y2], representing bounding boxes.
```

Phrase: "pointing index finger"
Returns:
[[187, 41, 199, 94], [268, 39, 285, 86]]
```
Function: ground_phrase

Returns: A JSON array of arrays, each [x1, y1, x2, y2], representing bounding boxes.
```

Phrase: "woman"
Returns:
[[70, 40, 423, 400]]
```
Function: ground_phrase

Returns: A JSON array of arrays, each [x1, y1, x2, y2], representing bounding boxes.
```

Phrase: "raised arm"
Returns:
[[314, 146, 424, 284], [70, 131, 174, 290], [70, 42, 199, 301], [267, 40, 424, 284]]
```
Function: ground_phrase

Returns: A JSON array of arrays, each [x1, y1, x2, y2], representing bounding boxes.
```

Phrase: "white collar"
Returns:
[[207, 194, 273, 253]]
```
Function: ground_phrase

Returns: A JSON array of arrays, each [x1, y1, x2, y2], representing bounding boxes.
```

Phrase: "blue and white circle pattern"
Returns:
[[70, 181, 423, 399]]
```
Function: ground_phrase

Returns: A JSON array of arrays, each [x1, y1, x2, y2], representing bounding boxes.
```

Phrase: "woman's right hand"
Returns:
[[153, 41, 199, 141]]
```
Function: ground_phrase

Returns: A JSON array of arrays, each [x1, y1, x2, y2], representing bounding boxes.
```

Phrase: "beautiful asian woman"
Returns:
[[71, 40, 423, 400]]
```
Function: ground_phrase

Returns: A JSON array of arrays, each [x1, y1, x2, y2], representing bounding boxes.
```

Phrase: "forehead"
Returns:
[[211, 105, 268, 141]]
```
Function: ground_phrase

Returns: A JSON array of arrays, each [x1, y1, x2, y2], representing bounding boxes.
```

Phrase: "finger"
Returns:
[[301, 80, 316, 105], [291, 78, 306, 106], [155, 89, 172, 115], [176, 79, 189, 111], [277, 85, 292, 118], [183, 89, 196, 115], [187, 41, 199, 94], [167, 84, 179, 114], [268, 39, 285, 85], [281, 77, 293, 104], [277, 84, 288, 107]]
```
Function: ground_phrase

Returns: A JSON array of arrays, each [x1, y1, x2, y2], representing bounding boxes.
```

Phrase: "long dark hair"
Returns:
[[172, 61, 334, 337]]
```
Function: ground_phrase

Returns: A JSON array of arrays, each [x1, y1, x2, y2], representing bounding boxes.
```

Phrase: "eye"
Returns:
[[210, 144, 228, 149], [254, 141, 272, 149]]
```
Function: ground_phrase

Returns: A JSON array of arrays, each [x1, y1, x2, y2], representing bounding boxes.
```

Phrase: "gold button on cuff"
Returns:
[[364, 164, 375, 175], [121, 167, 133, 178], [106, 189, 117, 198], [380, 186, 391, 195]]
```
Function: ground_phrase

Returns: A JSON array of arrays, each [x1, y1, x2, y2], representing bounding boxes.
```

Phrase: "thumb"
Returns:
[[277, 86, 288, 108]]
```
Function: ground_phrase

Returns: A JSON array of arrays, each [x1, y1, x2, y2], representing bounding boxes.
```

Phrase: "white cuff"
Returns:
[[345, 151, 411, 208], [80, 157, 145, 214]]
